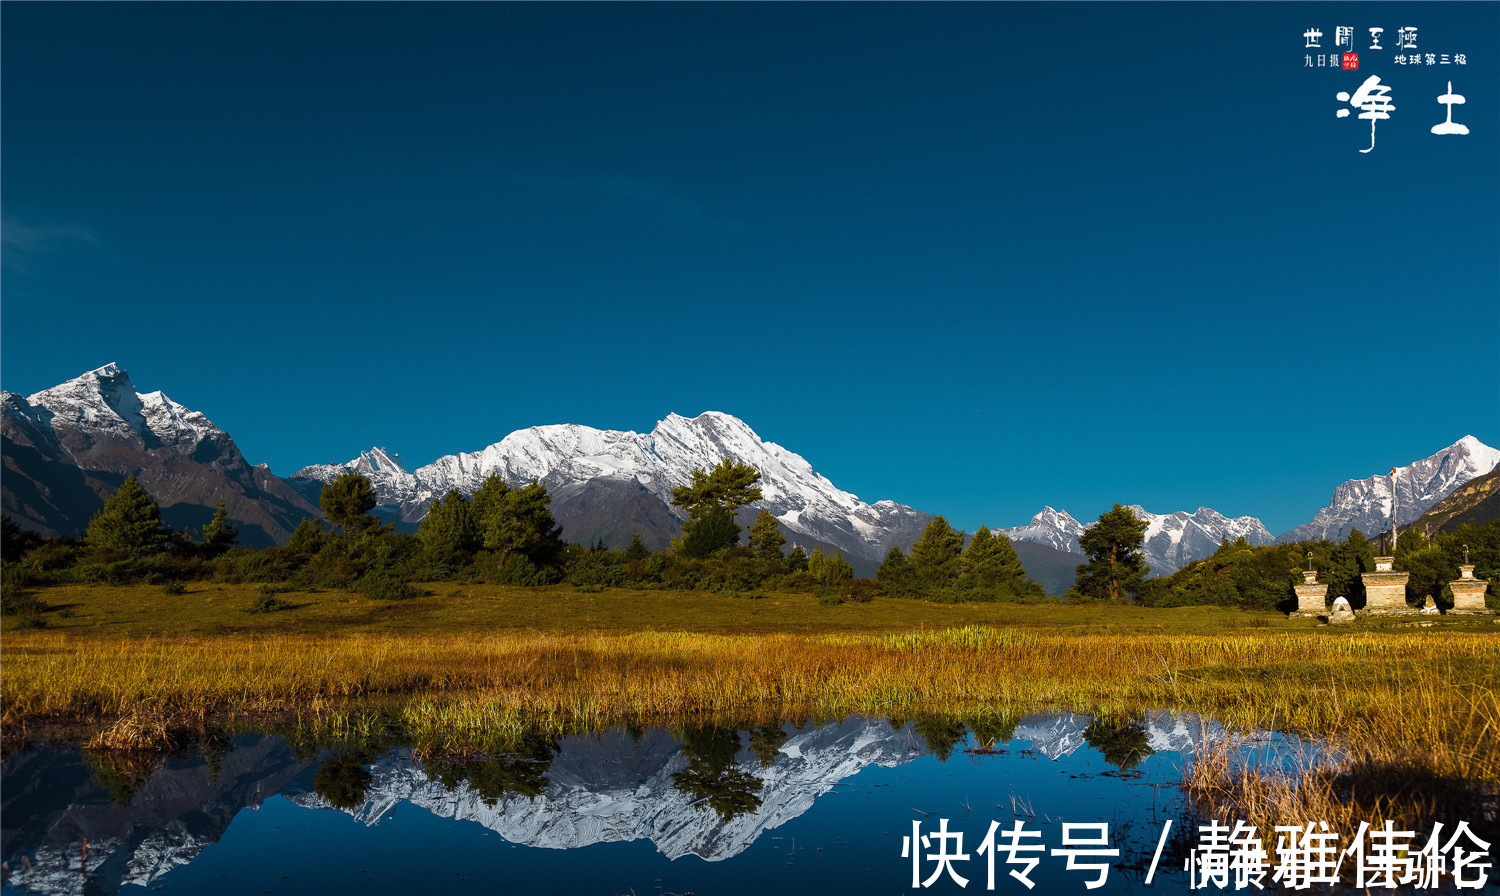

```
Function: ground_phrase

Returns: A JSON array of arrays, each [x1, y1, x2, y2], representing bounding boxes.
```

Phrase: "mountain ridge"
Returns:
[[5, 364, 1494, 579], [2, 364, 318, 545]]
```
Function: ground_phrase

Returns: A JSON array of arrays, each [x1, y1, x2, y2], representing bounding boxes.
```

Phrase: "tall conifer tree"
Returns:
[[86, 476, 171, 558]]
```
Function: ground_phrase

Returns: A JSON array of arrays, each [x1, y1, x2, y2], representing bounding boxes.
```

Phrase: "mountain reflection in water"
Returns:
[[2, 713, 1316, 895]]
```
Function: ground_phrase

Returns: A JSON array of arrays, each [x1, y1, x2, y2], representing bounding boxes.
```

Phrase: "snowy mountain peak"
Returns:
[[352, 447, 409, 477], [19, 364, 236, 459], [1125, 505, 1274, 575], [293, 411, 927, 560], [998, 504, 1272, 575], [1279, 435, 1500, 543], [3, 364, 319, 545], [27, 361, 148, 442], [997, 506, 1086, 555]]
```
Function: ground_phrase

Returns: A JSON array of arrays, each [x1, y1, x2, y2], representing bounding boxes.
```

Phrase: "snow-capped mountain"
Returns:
[[997, 506, 1086, 554], [1, 364, 318, 545], [6, 363, 226, 468], [996, 505, 1272, 576], [1277, 435, 1500, 544], [293, 412, 932, 567], [1127, 505, 1275, 576]]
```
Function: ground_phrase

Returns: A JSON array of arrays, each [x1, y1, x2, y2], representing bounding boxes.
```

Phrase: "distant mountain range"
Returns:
[[4, 364, 1496, 582], [288, 411, 934, 574], [990, 437, 1499, 575], [1, 364, 316, 546], [997, 505, 1275, 576], [1275, 435, 1500, 545]]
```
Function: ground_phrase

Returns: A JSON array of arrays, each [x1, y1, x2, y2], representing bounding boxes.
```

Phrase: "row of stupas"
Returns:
[[1291, 552, 1493, 619]]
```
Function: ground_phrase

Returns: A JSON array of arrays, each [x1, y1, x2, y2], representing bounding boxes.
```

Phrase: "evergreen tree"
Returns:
[[200, 500, 239, 554], [786, 545, 809, 573], [477, 479, 565, 568], [320, 473, 379, 540], [670, 459, 764, 519], [876, 545, 916, 598], [419, 489, 480, 559], [1075, 504, 1149, 602], [670, 460, 762, 552], [808, 548, 853, 587], [907, 515, 966, 596], [286, 517, 328, 558], [86, 476, 171, 558], [958, 526, 1037, 600], [679, 504, 740, 558], [748, 510, 786, 560], [623, 531, 652, 561], [3, 515, 41, 561], [1326, 529, 1376, 604]]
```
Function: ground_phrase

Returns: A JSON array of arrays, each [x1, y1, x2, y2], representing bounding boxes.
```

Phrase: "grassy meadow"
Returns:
[[4, 581, 1498, 837]]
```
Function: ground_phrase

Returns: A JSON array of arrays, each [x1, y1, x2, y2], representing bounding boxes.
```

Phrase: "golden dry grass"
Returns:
[[5, 625, 1496, 773], [4, 583, 1497, 834]]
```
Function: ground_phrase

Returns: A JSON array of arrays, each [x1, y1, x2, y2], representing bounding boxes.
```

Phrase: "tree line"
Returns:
[[4, 466, 1494, 620]]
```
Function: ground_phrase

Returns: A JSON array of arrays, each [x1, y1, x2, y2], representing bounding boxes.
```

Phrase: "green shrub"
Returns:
[[357, 571, 420, 601], [2, 566, 46, 619], [478, 554, 550, 587], [245, 591, 291, 614], [161, 582, 187, 595]]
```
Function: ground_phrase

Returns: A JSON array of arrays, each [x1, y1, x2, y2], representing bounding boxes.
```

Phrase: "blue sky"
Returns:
[[4, 2, 1497, 536]]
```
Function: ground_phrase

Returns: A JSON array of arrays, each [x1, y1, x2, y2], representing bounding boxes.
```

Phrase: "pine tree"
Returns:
[[1075, 504, 1149, 602], [670, 460, 762, 553], [679, 503, 740, 558], [320, 472, 379, 540], [907, 516, 966, 596], [876, 545, 915, 598], [670, 459, 764, 519], [419, 490, 479, 560], [748, 510, 786, 560], [86, 476, 171, 558], [286, 517, 328, 558], [1325, 529, 1376, 604], [475, 478, 565, 568], [786, 545, 809, 573], [624, 531, 652, 561], [808, 548, 853, 587], [200, 500, 239, 554], [957, 526, 1036, 600]]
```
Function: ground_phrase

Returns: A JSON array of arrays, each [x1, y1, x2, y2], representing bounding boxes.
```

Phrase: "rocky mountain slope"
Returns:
[[1, 364, 318, 545], [1276, 435, 1500, 545], [1409, 464, 1500, 535]]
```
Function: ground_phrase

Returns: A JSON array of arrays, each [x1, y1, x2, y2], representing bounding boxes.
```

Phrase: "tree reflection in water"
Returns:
[[423, 733, 559, 803], [671, 725, 764, 822], [1083, 712, 1156, 771], [314, 750, 373, 810]]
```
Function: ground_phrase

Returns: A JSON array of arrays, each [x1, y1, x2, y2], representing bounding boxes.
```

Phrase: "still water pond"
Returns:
[[3, 713, 1323, 896]]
